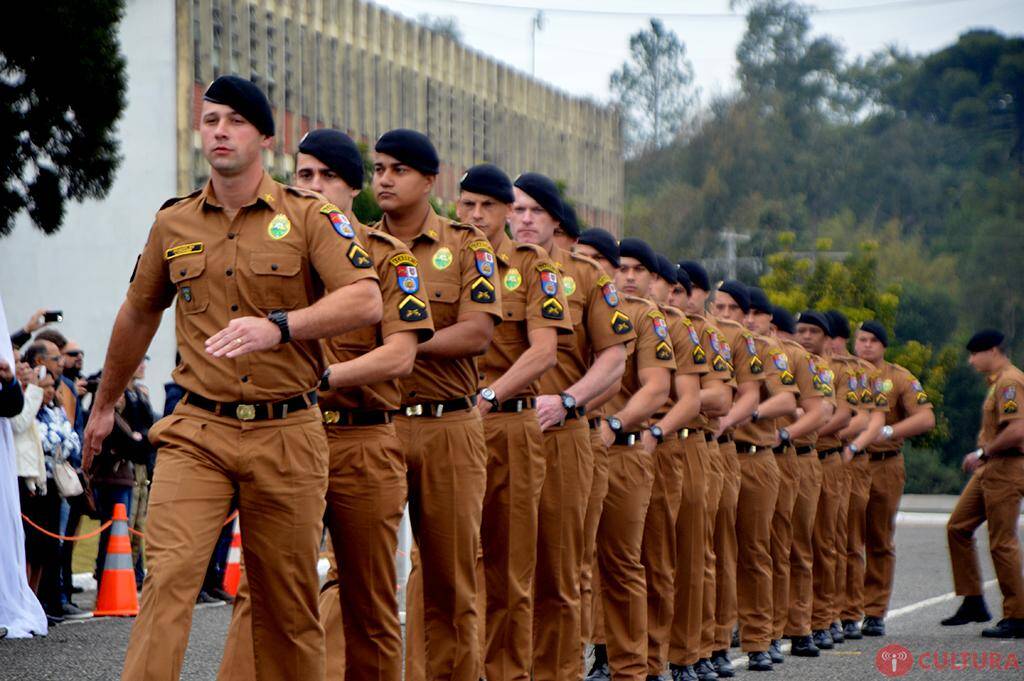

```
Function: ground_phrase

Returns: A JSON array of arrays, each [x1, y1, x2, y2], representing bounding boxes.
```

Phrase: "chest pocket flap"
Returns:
[[250, 252, 305, 310], [169, 254, 208, 314], [426, 280, 461, 328]]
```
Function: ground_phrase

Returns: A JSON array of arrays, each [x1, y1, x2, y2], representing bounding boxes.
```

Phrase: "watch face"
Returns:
[[562, 393, 576, 409], [481, 388, 496, 401], [608, 417, 622, 430]]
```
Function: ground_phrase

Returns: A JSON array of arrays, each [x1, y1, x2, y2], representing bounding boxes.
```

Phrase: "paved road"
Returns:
[[2, 517, 1021, 680]]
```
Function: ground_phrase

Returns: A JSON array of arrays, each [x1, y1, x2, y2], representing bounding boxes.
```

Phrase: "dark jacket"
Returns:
[[0, 377, 24, 418]]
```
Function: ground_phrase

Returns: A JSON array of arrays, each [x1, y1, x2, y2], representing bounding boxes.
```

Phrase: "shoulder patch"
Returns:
[[164, 242, 204, 260], [321, 203, 355, 238], [647, 309, 669, 340], [346, 242, 372, 269], [392, 255, 420, 294], [398, 295, 429, 322], [389, 252, 417, 268], [611, 310, 633, 335], [539, 267, 560, 298], [469, 241, 496, 277], [597, 275, 619, 307]]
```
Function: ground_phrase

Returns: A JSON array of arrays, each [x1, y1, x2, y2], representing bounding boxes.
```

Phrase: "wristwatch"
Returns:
[[778, 427, 791, 443], [751, 410, 760, 424], [560, 391, 577, 413], [847, 442, 860, 455], [267, 310, 291, 344], [319, 368, 332, 392], [649, 425, 665, 444], [881, 425, 894, 440], [607, 416, 623, 434], [480, 387, 500, 409]]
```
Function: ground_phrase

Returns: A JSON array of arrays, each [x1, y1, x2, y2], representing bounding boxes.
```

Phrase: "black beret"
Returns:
[[561, 202, 581, 238], [513, 172, 565, 224], [675, 267, 693, 296], [655, 255, 678, 285], [859, 320, 889, 347], [678, 260, 710, 292], [798, 310, 832, 335], [618, 237, 659, 274], [748, 286, 772, 314], [375, 129, 439, 175], [204, 75, 274, 137], [966, 328, 1005, 353], [577, 228, 620, 268], [772, 306, 797, 335], [460, 163, 514, 204], [717, 280, 751, 314], [825, 310, 851, 339], [298, 129, 364, 190]]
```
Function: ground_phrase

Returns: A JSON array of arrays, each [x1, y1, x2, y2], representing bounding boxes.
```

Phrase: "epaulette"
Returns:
[[569, 251, 602, 268], [514, 241, 547, 258], [366, 228, 406, 250], [661, 305, 685, 318], [284, 185, 323, 200], [158, 188, 202, 211]]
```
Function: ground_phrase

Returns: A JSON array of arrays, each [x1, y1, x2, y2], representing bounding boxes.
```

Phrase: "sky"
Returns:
[[375, 0, 1024, 106]]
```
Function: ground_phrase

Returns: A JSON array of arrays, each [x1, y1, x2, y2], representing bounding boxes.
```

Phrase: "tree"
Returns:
[[417, 14, 462, 44], [610, 19, 697, 156], [0, 1, 127, 236]]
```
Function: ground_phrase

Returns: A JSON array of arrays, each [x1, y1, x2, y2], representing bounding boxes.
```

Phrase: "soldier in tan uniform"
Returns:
[[372, 129, 503, 680], [508, 174, 633, 681], [82, 77, 384, 681], [944, 329, 1024, 639], [854, 321, 935, 637], [216, 129, 433, 681], [455, 164, 573, 680], [586, 238, 674, 681], [641, 256, 708, 680]]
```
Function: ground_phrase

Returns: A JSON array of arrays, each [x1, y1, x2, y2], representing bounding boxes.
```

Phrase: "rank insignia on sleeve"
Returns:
[[875, 393, 889, 408], [320, 204, 354, 238], [475, 248, 496, 278], [655, 341, 673, 361], [432, 247, 453, 270], [471, 276, 496, 303], [164, 242, 204, 260], [539, 268, 559, 297], [541, 297, 565, 320], [504, 268, 522, 291], [712, 354, 730, 373], [916, 391, 930, 405], [910, 379, 930, 405], [563, 276, 577, 297], [750, 354, 764, 374], [649, 311, 668, 339], [1004, 399, 1019, 414], [398, 295, 429, 322], [268, 213, 291, 240], [847, 391, 860, 406], [346, 242, 372, 269], [692, 344, 707, 365], [611, 310, 633, 335], [780, 370, 795, 385]]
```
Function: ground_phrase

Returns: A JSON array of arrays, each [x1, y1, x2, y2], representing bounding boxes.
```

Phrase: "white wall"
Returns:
[[1, 0, 178, 413]]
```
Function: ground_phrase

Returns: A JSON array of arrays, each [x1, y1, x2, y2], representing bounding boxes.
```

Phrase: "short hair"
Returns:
[[24, 342, 50, 367], [34, 328, 67, 349]]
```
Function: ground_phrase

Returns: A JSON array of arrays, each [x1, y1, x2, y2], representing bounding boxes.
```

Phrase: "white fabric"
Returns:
[[11, 384, 45, 492], [0, 293, 47, 637]]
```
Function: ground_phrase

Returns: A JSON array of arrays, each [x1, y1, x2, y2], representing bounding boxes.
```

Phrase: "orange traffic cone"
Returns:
[[94, 502, 139, 616], [223, 516, 242, 596]]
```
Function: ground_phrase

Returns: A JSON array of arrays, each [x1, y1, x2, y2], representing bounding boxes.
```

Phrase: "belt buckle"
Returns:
[[323, 410, 340, 425], [626, 434, 637, 446], [236, 404, 256, 421], [404, 404, 423, 417], [681, 428, 689, 439]]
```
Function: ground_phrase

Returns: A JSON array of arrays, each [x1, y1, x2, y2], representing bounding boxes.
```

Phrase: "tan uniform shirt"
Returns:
[[319, 221, 435, 413], [684, 313, 736, 431], [979, 364, 1024, 447], [816, 355, 861, 451], [655, 306, 710, 418], [536, 247, 636, 397], [735, 334, 800, 447], [778, 339, 835, 447], [375, 210, 503, 403], [478, 234, 573, 396], [605, 295, 677, 424], [869, 361, 933, 453], [127, 172, 379, 402]]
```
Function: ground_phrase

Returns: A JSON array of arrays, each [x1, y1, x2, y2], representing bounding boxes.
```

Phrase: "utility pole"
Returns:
[[720, 230, 750, 280], [531, 11, 544, 77]]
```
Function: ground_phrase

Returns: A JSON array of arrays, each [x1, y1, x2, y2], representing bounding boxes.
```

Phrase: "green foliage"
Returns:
[[0, 1, 127, 235], [903, 447, 965, 495]]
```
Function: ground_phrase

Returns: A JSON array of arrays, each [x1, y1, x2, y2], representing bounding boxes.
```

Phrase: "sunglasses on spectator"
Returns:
[[64, 350, 84, 357]]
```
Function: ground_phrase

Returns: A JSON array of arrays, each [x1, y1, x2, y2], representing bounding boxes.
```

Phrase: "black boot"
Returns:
[[710, 650, 734, 678], [670, 664, 699, 681], [861, 616, 885, 636], [731, 628, 740, 648], [842, 619, 862, 640], [695, 657, 720, 680], [767, 639, 784, 663], [789, 635, 820, 657], [941, 595, 992, 626], [812, 628, 834, 650], [585, 644, 611, 681], [829, 621, 845, 643], [747, 651, 773, 672], [981, 618, 1024, 639]]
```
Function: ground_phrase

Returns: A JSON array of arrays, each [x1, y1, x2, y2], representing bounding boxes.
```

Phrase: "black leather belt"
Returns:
[[772, 444, 789, 455], [795, 445, 815, 456], [184, 390, 317, 421], [613, 431, 643, 446], [564, 406, 587, 421], [588, 417, 603, 429], [705, 431, 716, 443], [990, 448, 1024, 458], [818, 447, 842, 460], [733, 440, 759, 454], [717, 433, 733, 444], [493, 397, 536, 413], [399, 394, 476, 418], [869, 450, 900, 462], [322, 409, 393, 427]]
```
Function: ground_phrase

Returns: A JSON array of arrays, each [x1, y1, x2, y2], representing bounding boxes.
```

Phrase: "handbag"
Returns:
[[52, 444, 84, 498]]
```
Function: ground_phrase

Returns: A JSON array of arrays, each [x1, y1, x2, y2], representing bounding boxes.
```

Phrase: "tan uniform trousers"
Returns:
[[947, 455, 1024, 618], [839, 453, 872, 622], [863, 452, 905, 618], [770, 447, 801, 641], [478, 410, 547, 680], [121, 404, 328, 681], [219, 423, 407, 681], [698, 438, 725, 659], [713, 439, 741, 651], [811, 451, 843, 630], [831, 454, 853, 623], [592, 440, 656, 680], [735, 447, 781, 652], [532, 418, 594, 681], [397, 408, 488, 681], [784, 452, 821, 637], [668, 434, 709, 666], [581, 427, 610, 642], [641, 434, 684, 674]]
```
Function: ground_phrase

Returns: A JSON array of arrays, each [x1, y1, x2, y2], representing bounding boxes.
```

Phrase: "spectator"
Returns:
[[0, 359, 24, 417], [123, 358, 155, 590], [9, 308, 52, 351]]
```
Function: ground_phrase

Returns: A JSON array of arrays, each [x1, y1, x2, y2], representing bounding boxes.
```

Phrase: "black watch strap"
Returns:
[[319, 369, 331, 392], [268, 310, 291, 344]]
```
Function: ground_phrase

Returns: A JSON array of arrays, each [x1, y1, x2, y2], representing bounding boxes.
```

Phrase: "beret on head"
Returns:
[[859, 320, 889, 347], [561, 202, 582, 238], [460, 163, 514, 204], [678, 260, 710, 292], [298, 129, 364, 190], [717, 280, 751, 314], [966, 328, 1005, 353], [748, 286, 772, 314], [374, 129, 439, 175], [825, 310, 851, 339], [772, 306, 797, 335], [798, 310, 832, 336], [675, 267, 693, 296], [204, 75, 274, 137], [618, 237, 659, 274], [655, 255, 678, 285], [513, 172, 565, 224], [577, 228, 620, 268]]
